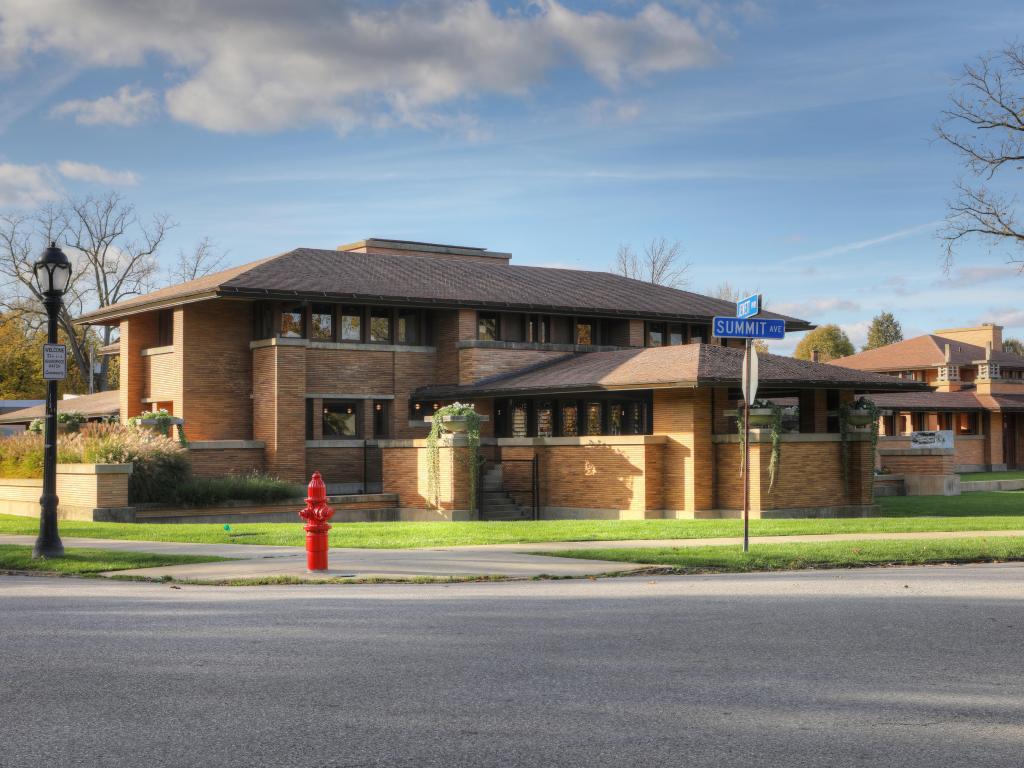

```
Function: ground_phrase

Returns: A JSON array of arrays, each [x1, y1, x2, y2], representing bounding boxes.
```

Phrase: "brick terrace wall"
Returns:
[[180, 301, 253, 441], [879, 449, 955, 476], [381, 438, 471, 519], [0, 464, 131, 521], [955, 436, 986, 469], [715, 433, 874, 515]]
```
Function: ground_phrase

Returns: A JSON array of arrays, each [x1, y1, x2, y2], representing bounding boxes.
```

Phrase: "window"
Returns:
[[528, 315, 549, 344], [511, 402, 529, 438], [340, 305, 362, 342], [939, 413, 954, 431], [373, 400, 390, 437], [560, 402, 579, 437], [585, 402, 602, 435], [370, 308, 392, 343], [536, 401, 554, 437], [397, 309, 419, 345], [628, 402, 644, 435], [310, 304, 334, 341], [668, 323, 685, 346], [280, 304, 305, 338], [646, 322, 666, 347], [609, 403, 624, 435], [478, 312, 499, 341], [157, 309, 174, 346], [323, 401, 359, 438], [576, 319, 595, 346], [957, 412, 979, 435], [911, 412, 926, 432], [252, 302, 274, 340], [689, 324, 710, 344], [882, 414, 897, 436]]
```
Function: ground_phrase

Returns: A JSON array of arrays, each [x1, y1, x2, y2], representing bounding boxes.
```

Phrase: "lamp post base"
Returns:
[[33, 492, 64, 559]]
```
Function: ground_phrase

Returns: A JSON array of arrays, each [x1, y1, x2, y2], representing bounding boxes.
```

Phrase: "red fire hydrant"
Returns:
[[299, 472, 335, 572]]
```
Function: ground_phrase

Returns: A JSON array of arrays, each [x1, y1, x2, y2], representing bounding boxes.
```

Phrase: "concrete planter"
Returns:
[[747, 409, 775, 427], [847, 412, 874, 427], [440, 415, 472, 433]]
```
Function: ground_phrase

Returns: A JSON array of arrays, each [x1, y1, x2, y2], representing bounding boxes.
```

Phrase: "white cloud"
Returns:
[[0, 163, 59, 207], [935, 264, 1024, 288], [981, 308, 1024, 328], [840, 320, 871, 350], [50, 85, 157, 126], [57, 160, 138, 186], [1, 1, 717, 135]]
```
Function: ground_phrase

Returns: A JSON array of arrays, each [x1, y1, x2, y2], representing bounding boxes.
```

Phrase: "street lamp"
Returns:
[[33, 242, 71, 559]]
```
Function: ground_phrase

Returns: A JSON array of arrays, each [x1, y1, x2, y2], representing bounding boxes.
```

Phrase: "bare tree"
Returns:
[[937, 43, 1024, 271], [0, 192, 173, 390], [613, 238, 690, 288], [169, 236, 227, 284]]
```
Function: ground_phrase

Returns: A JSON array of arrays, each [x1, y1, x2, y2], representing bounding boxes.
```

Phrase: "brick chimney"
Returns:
[[337, 238, 511, 265], [933, 323, 1003, 353], [811, 349, 820, 363]]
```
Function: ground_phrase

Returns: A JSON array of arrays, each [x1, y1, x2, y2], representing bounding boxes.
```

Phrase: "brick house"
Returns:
[[77, 238, 925, 520], [830, 324, 1024, 472]]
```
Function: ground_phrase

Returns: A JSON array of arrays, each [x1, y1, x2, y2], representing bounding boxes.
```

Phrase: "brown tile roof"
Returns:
[[76, 248, 812, 329], [871, 390, 1024, 412], [830, 334, 1024, 371], [414, 344, 930, 398], [0, 390, 120, 424]]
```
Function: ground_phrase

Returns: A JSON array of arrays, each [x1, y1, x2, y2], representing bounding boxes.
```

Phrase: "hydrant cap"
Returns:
[[306, 471, 327, 505]]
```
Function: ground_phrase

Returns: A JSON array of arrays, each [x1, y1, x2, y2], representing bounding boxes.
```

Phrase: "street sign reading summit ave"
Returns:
[[712, 317, 786, 340], [42, 343, 67, 381]]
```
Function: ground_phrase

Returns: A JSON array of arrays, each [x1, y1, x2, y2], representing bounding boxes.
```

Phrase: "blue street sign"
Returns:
[[736, 293, 760, 319], [712, 316, 786, 340]]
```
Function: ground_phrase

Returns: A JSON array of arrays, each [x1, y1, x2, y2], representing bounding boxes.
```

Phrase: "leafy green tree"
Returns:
[[1004, 337, 1024, 356], [793, 324, 855, 362], [0, 312, 45, 399], [863, 312, 903, 351]]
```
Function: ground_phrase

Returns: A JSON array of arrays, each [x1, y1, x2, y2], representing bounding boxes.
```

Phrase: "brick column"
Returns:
[[118, 314, 157, 421], [252, 341, 307, 483]]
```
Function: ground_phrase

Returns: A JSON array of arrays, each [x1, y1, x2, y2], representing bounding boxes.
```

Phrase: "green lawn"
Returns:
[[959, 470, 1024, 482], [0, 494, 1022, 549], [543, 537, 1024, 574], [0, 545, 229, 575]]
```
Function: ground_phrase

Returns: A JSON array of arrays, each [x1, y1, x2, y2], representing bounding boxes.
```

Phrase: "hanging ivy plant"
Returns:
[[425, 402, 481, 513], [736, 399, 783, 492], [127, 408, 188, 446], [838, 397, 881, 486]]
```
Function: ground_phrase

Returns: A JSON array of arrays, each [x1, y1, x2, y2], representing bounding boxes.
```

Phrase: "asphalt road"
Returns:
[[2, 565, 1023, 768]]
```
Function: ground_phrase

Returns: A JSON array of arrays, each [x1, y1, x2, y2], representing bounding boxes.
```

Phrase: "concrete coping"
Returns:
[[712, 432, 871, 444], [250, 337, 436, 353], [305, 393, 394, 400], [496, 435, 667, 447], [306, 439, 365, 448], [878, 447, 954, 456], [140, 345, 174, 357], [56, 463, 133, 475], [188, 440, 266, 450]]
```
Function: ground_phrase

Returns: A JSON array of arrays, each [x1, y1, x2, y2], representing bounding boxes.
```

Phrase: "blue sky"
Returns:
[[2, 0, 1023, 352]]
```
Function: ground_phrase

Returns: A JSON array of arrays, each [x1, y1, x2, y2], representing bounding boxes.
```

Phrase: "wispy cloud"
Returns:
[[0, 163, 60, 207], [934, 264, 1024, 288], [51, 85, 157, 127], [6, 1, 718, 137], [57, 161, 139, 186], [772, 297, 860, 317], [783, 221, 943, 265]]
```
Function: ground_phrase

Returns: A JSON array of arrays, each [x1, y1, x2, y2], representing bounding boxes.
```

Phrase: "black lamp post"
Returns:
[[33, 242, 71, 559]]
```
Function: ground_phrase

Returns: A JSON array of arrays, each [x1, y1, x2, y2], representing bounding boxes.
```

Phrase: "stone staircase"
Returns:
[[479, 465, 531, 521]]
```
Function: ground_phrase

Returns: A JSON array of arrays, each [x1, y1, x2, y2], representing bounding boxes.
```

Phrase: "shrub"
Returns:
[[172, 472, 302, 506], [28, 411, 86, 434]]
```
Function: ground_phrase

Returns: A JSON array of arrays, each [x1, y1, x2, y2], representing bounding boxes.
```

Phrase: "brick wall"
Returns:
[[306, 348, 394, 393], [0, 464, 131, 521], [144, 350, 176, 402], [179, 302, 253, 441], [879, 450, 955, 476], [653, 388, 713, 514], [955, 436, 986, 468], [382, 440, 471, 518], [252, 344, 307, 483], [457, 347, 569, 385], [433, 311, 460, 385], [539, 443, 648, 515], [119, 313, 158, 420], [306, 447, 364, 486]]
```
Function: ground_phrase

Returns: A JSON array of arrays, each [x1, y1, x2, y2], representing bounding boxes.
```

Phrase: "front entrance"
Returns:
[[1003, 414, 1019, 469]]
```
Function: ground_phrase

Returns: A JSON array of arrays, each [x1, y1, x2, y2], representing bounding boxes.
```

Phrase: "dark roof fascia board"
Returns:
[[693, 376, 931, 392], [416, 380, 701, 399], [215, 286, 814, 329], [74, 290, 222, 326]]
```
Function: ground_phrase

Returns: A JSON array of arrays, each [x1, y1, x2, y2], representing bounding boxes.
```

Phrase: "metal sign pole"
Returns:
[[742, 338, 751, 553]]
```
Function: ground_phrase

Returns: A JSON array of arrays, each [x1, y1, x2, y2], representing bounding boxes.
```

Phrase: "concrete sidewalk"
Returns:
[[2, 528, 1022, 583], [0, 535, 647, 582]]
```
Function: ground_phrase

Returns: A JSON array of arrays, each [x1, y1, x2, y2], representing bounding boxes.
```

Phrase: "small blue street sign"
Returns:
[[712, 316, 786, 340], [736, 293, 760, 319]]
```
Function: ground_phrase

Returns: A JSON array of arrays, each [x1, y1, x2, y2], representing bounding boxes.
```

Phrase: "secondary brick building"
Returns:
[[78, 238, 924, 519], [830, 323, 1024, 472]]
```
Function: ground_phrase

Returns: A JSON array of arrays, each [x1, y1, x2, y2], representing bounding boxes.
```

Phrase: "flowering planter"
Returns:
[[747, 408, 775, 427], [847, 412, 875, 427]]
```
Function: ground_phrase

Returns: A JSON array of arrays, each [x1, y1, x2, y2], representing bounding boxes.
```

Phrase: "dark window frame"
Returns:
[[478, 311, 500, 341], [322, 400, 361, 439]]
